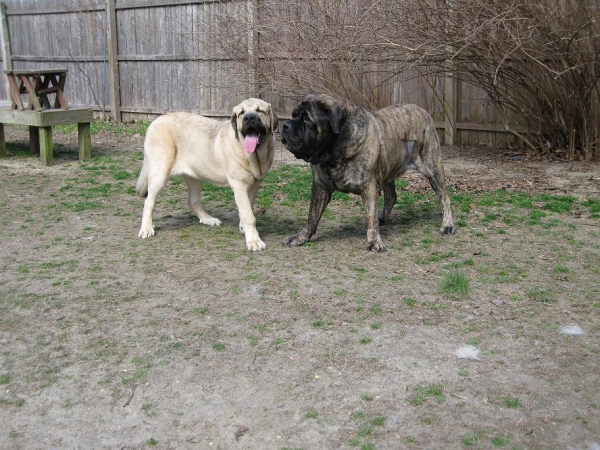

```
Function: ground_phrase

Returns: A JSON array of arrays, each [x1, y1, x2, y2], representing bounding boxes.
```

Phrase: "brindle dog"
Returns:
[[280, 94, 455, 252]]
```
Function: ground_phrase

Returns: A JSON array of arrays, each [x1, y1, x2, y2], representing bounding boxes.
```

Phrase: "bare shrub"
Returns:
[[212, 0, 599, 159], [384, 0, 600, 159]]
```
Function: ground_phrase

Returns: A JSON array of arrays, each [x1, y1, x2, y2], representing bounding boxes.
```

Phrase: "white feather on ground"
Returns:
[[560, 324, 585, 336], [454, 345, 482, 361], [567, 442, 600, 450]]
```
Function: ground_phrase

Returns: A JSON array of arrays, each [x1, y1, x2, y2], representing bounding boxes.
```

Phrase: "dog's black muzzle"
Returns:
[[242, 112, 267, 143]]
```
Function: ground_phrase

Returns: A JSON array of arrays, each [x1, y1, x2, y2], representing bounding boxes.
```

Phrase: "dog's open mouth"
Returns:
[[242, 129, 264, 154]]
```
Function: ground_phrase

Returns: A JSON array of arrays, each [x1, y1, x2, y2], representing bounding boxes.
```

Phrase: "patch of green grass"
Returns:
[[347, 411, 385, 450], [370, 416, 385, 426], [502, 396, 522, 408], [359, 336, 372, 345], [491, 435, 511, 446], [141, 402, 154, 416], [553, 265, 570, 274], [538, 194, 575, 213], [404, 297, 418, 306], [463, 434, 479, 446], [441, 271, 470, 299], [0, 374, 10, 385], [368, 303, 382, 315], [193, 307, 209, 316], [260, 165, 313, 207], [582, 199, 600, 218], [213, 343, 226, 352], [57, 119, 151, 136], [409, 384, 445, 405], [112, 169, 134, 180], [305, 410, 319, 419], [312, 320, 333, 329], [527, 286, 556, 303]]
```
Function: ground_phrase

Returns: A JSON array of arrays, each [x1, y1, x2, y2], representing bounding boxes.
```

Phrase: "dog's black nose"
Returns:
[[243, 112, 259, 123]]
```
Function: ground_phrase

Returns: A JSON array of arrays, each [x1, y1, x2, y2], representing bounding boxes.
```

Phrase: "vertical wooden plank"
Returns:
[[106, 0, 121, 121], [247, 0, 257, 98], [29, 126, 39, 154], [78, 122, 91, 161], [0, 3, 12, 100], [39, 126, 53, 166], [444, 73, 456, 145], [0, 123, 6, 157]]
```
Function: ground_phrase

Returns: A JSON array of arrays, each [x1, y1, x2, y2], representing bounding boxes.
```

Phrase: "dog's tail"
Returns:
[[136, 159, 149, 198]]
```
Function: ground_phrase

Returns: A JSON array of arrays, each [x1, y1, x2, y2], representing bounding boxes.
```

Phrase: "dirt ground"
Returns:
[[0, 125, 599, 450]]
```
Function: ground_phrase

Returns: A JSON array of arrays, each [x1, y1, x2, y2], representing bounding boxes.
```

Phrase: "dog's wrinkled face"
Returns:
[[280, 94, 347, 164], [231, 98, 278, 154]]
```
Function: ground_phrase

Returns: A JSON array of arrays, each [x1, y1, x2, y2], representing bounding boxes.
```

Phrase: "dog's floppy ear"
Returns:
[[231, 105, 241, 140], [328, 103, 347, 135], [269, 107, 278, 134]]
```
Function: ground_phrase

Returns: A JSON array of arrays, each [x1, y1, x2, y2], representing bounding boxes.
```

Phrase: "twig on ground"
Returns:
[[123, 383, 137, 407]]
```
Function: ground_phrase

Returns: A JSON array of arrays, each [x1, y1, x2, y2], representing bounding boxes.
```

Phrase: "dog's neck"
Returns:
[[245, 139, 274, 180]]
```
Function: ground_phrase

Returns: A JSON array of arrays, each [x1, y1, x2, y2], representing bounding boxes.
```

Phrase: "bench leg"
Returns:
[[29, 127, 40, 155], [39, 126, 53, 166], [78, 122, 91, 161], [0, 124, 6, 157]]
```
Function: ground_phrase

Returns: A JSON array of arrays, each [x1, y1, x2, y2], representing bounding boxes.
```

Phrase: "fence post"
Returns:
[[444, 73, 456, 145], [443, 0, 456, 145], [0, 3, 12, 100], [106, 0, 121, 121], [247, 0, 258, 98]]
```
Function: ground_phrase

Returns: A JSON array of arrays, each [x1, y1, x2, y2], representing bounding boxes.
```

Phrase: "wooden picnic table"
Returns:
[[1, 68, 92, 166], [5, 68, 68, 111]]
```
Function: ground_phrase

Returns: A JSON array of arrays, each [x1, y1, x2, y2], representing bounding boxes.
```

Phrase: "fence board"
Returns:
[[0, 0, 522, 146]]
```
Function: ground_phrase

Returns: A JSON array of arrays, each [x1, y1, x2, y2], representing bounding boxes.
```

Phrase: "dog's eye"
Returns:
[[303, 117, 311, 125]]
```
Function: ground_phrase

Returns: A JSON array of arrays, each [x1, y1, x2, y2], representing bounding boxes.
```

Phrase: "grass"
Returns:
[[305, 410, 319, 419], [409, 384, 446, 406], [441, 271, 470, 299], [1, 121, 599, 449], [503, 396, 522, 408]]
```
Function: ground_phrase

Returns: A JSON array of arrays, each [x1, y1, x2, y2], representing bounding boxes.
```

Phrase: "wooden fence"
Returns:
[[0, 0, 519, 146]]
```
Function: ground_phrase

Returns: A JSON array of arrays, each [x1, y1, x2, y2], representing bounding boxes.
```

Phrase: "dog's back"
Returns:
[[374, 104, 438, 149], [136, 113, 227, 197]]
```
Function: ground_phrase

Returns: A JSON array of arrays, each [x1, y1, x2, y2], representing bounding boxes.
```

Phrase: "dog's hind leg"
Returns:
[[183, 176, 222, 227], [416, 160, 456, 235], [378, 179, 397, 225], [138, 170, 169, 238]]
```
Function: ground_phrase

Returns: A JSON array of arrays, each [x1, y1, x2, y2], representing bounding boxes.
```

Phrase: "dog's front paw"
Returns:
[[138, 226, 155, 239], [366, 239, 387, 253], [200, 217, 222, 227], [247, 238, 266, 252]]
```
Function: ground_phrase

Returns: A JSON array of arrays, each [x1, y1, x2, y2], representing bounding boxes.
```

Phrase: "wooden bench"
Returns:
[[0, 69, 92, 166]]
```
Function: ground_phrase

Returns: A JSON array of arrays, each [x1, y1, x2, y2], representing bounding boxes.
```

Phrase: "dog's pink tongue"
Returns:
[[243, 135, 259, 153]]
